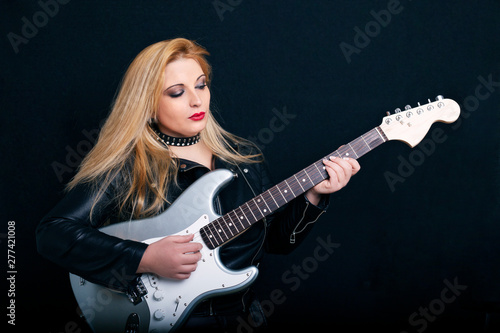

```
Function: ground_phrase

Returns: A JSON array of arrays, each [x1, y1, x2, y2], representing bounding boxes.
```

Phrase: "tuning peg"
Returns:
[[435, 95, 444, 101], [394, 108, 402, 113], [386, 111, 391, 116], [404, 105, 412, 110]]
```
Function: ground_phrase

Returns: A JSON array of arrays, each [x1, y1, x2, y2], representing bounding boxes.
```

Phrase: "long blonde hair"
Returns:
[[68, 38, 261, 219]]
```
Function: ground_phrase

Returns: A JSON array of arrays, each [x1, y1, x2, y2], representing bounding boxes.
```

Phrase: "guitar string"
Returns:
[[197, 160, 332, 248], [196, 128, 386, 248], [198, 132, 377, 247], [200, 175, 314, 247], [147, 109, 441, 255]]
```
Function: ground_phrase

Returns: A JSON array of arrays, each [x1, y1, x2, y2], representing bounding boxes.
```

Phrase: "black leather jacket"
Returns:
[[36, 148, 329, 294]]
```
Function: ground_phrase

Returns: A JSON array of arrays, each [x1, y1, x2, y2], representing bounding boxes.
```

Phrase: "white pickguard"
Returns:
[[142, 215, 258, 332]]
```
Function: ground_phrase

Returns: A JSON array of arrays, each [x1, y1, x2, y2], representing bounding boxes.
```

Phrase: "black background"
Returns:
[[1, 0, 500, 332]]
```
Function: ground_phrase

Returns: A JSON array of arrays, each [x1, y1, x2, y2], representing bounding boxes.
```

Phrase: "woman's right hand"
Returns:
[[137, 234, 202, 279]]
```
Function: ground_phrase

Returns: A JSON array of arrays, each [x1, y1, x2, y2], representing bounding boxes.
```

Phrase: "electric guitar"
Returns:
[[69, 96, 460, 332]]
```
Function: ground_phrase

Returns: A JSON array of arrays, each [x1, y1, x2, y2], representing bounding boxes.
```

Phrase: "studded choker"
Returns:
[[150, 123, 201, 147]]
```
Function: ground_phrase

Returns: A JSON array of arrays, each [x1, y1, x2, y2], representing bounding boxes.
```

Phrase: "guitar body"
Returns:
[[69, 169, 259, 333]]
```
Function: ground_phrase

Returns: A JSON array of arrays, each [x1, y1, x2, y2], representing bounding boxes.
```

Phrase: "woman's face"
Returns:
[[156, 58, 210, 138]]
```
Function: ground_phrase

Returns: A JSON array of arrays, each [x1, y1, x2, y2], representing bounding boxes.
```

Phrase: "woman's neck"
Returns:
[[169, 141, 213, 170]]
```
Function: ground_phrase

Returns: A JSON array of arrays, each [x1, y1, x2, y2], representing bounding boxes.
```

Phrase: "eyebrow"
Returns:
[[165, 74, 206, 91]]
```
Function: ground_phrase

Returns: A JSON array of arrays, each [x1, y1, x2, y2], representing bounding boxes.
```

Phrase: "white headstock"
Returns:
[[379, 96, 460, 147]]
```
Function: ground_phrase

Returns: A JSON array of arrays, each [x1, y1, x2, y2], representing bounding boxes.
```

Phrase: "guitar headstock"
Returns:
[[379, 96, 460, 147]]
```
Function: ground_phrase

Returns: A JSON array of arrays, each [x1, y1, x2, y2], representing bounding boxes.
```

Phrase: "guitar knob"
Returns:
[[404, 105, 411, 110], [435, 95, 444, 101], [153, 290, 164, 301], [153, 309, 165, 321], [394, 108, 402, 113]]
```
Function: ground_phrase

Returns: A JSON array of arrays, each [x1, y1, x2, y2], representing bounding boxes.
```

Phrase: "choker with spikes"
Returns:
[[150, 123, 201, 147]]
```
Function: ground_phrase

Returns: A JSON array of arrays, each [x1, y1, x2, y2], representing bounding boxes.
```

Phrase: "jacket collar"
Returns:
[[177, 156, 234, 173]]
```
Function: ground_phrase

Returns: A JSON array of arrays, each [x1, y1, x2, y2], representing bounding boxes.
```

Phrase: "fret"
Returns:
[[340, 144, 354, 158], [256, 194, 271, 214], [257, 195, 269, 212], [305, 162, 324, 184], [297, 169, 315, 190], [201, 227, 216, 249], [312, 161, 327, 181], [214, 219, 229, 243], [294, 174, 305, 192], [273, 185, 288, 206], [284, 179, 296, 197], [351, 137, 369, 157], [375, 126, 387, 142], [283, 182, 295, 200], [365, 134, 375, 150], [237, 207, 250, 227], [215, 219, 229, 240], [251, 197, 265, 217], [225, 215, 239, 233], [276, 185, 287, 203], [362, 128, 385, 150], [203, 222, 216, 242], [300, 166, 316, 187], [229, 210, 245, 230], [360, 134, 370, 150], [262, 190, 279, 212], [223, 217, 235, 237], [268, 187, 280, 209], [376, 128, 387, 146], [312, 162, 326, 184], [303, 168, 315, 187], [245, 202, 259, 222], [264, 186, 280, 212], [276, 181, 293, 202], [205, 225, 219, 246], [347, 142, 359, 158]]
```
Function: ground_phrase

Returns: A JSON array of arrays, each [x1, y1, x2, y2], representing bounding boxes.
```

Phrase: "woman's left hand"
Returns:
[[305, 156, 361, 205]]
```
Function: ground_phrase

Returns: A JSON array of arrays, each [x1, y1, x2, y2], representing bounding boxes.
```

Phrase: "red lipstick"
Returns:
[[189, 112, 205, 121]]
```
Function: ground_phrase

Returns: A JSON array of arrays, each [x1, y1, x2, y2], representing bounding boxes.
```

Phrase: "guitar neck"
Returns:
[[200, 126, 388, 249]]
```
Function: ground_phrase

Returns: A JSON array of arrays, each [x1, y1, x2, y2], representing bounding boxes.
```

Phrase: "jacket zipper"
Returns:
[[290, 202, 326, 244]]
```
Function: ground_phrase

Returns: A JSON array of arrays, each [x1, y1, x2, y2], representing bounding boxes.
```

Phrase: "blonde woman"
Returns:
[[37, 38, 360, 330]]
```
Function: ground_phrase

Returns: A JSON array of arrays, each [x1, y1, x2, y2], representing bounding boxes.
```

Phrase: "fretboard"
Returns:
[[200, 126, 388, 249]]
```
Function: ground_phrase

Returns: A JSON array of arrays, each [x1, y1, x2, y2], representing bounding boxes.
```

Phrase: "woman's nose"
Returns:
[[189, 90, 202, 107]]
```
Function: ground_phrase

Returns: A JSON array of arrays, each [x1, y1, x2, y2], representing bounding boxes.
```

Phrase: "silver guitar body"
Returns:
[[69, 169, 259, 332]]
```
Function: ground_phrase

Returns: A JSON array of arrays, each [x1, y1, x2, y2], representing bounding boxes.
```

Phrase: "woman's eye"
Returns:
[[169, 90, 184, 98], [196, 83, 207, 90]]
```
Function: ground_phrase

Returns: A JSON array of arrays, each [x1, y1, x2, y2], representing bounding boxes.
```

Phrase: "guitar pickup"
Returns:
[[126, 276, 148, 305]]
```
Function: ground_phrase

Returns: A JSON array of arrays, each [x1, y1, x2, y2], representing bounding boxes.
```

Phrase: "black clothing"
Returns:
[[36, 145, 329, 314]]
